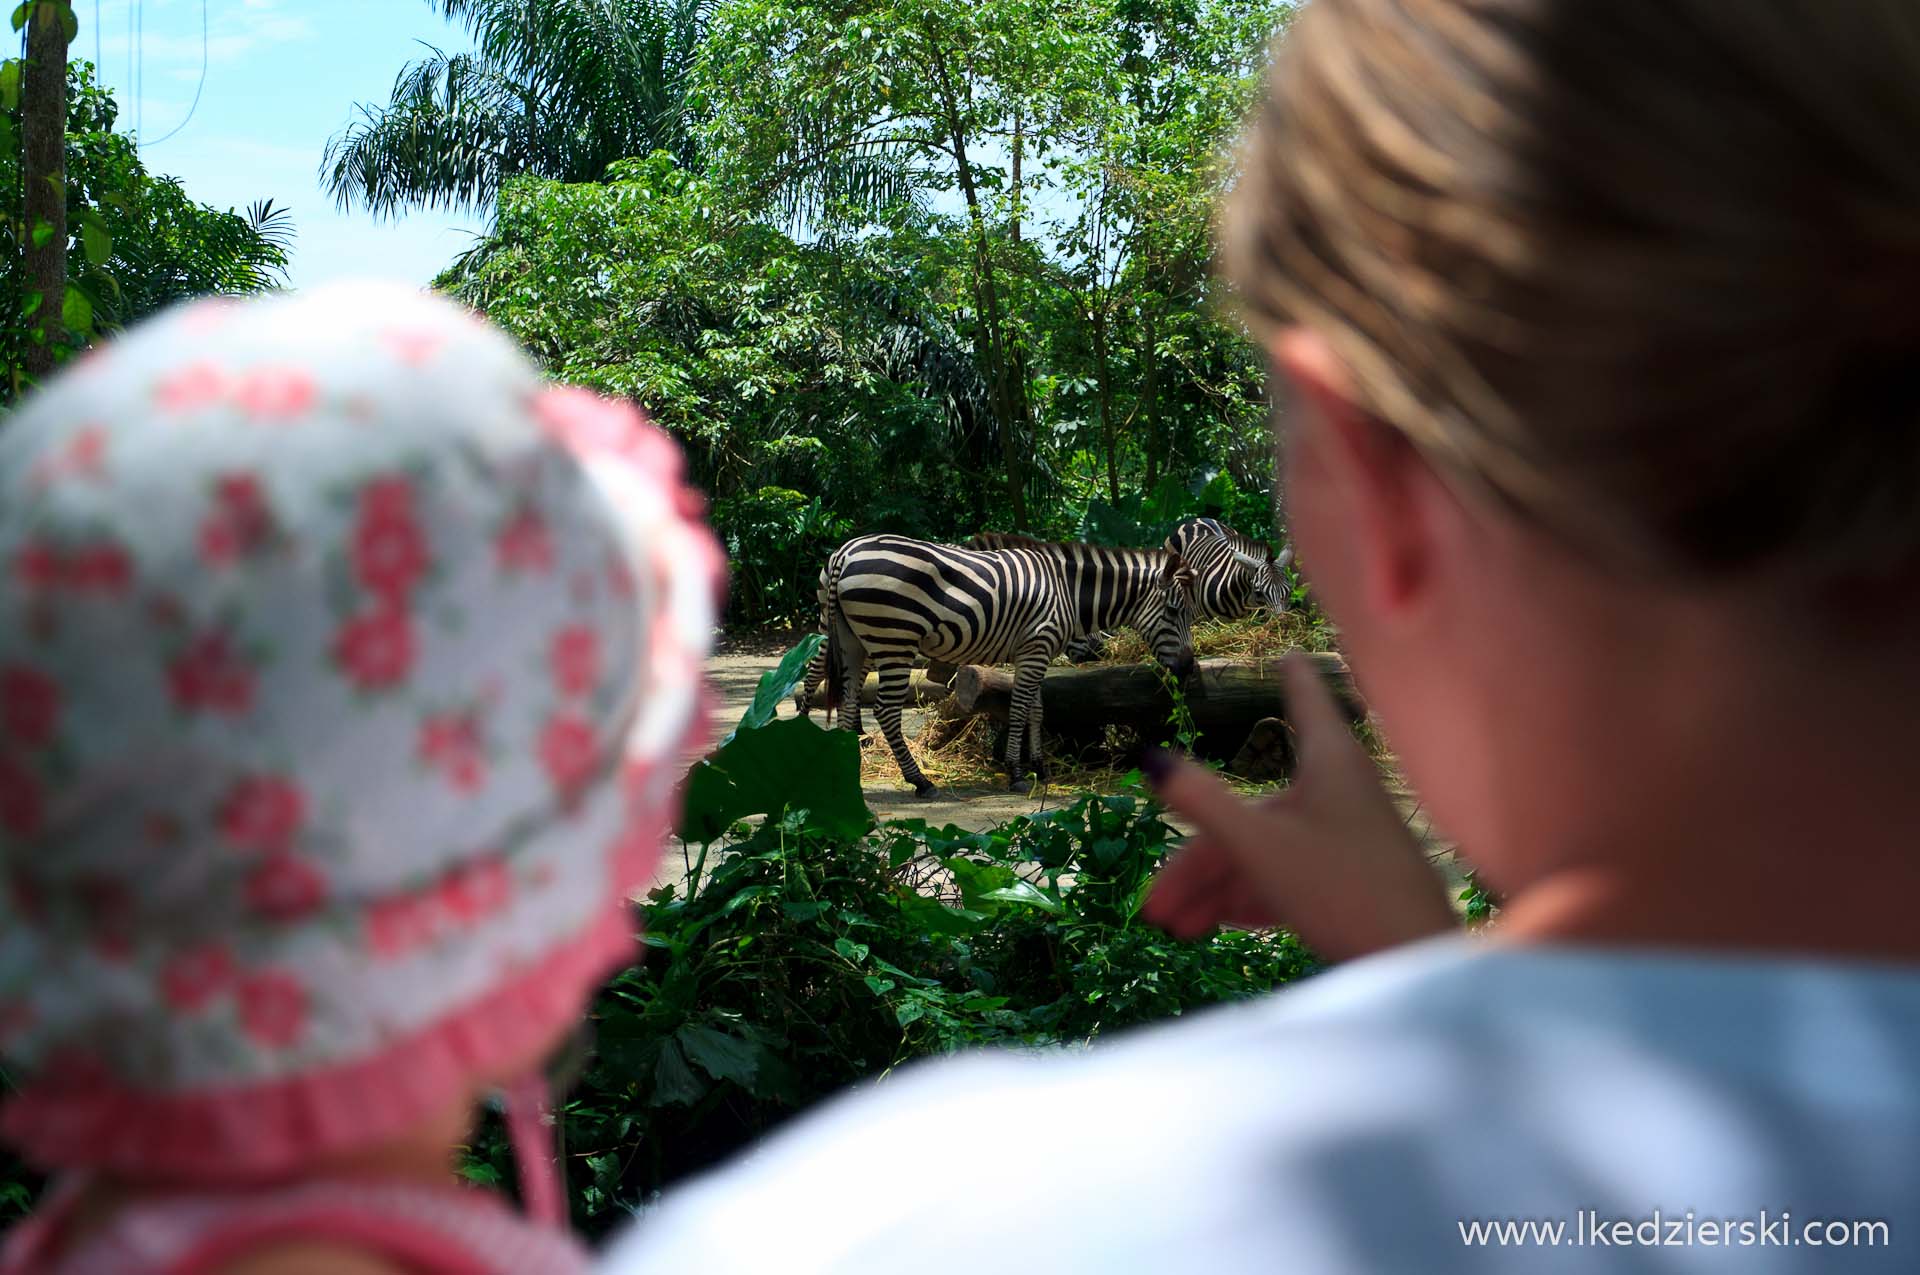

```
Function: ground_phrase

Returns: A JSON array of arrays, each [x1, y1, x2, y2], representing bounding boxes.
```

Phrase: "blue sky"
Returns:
[[75, 0, 488, 288]]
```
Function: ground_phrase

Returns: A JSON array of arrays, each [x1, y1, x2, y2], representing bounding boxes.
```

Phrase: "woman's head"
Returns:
[[0, 284, 721, 1185], [1226, 0, 1920, 584], [1222, 0, 1920, 882]]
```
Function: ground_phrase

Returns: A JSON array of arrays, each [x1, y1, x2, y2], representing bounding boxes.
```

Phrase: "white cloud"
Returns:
[[90, 0, 313, 68]]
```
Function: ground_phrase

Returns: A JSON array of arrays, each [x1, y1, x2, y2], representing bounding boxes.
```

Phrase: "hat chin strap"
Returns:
[[501, 1070, 566, 1228]]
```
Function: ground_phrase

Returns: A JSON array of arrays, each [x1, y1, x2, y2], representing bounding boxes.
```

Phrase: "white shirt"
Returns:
[[601, 936, 1920, 1272]]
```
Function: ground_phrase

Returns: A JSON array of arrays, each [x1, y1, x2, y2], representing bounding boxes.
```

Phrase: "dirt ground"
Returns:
[[697, 638, 1469, 906], [704, 643, 1055, 832]]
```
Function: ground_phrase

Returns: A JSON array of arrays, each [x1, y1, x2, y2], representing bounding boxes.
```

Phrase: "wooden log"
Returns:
[[855, 670, 949, 709], [945, 654, 1363, 762]]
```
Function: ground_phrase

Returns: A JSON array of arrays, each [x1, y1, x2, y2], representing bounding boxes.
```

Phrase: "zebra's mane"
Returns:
[[1177, 517, 1292, 572], [965, 532, 1172, 563]]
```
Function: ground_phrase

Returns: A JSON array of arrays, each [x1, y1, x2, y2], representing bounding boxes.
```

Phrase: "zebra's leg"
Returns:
[[874, 661, 936, 799], [836, 646, 866, 737], [794, 645, 828, 720], [1005, 651, 1051, 795], [1027, 692, 1051, 787]]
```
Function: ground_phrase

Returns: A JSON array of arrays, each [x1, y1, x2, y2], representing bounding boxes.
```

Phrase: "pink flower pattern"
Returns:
[[245, 853, 328, 922], [236, 972, 308, 1049], [0, 287, 723, 1170], [419, 712, 487, 793], [161, 945, 238, 1012], [495, 507, 553, 573], [217, 776, 306, 856], [168, 631, 256, 716], [233, 368, 318, 420], [0, 753, 45, 839], [332, 608, 416, 691], [539, 713, 598, 804], [352, 480, 429, 604], [154, 362, 227, 413], [2, 665, 60, 748], [198, 474, 275, 566], [550, 626, 600, 698]]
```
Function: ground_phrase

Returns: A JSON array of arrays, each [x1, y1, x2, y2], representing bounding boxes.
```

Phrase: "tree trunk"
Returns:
[[947, 655, 1364, 763], [1091, 296, 1119, 505], [1136, 307, 1162, 490], [1009, 107, 1022, 246], [22, 0, 70, 380], [927, 37, 1027, 527]]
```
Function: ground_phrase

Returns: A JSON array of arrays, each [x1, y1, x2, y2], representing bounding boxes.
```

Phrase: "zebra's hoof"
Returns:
[[1009, 777, 1032, 796], [914, 783, 938, 800]]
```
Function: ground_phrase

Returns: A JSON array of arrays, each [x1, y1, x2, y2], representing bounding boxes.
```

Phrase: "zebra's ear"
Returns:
[[1276, 545, 1295, 571]]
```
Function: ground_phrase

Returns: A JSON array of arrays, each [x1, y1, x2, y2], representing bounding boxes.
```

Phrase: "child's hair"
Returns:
[[1222, 0, 1920, 584], [0, 284, 722, 1192]]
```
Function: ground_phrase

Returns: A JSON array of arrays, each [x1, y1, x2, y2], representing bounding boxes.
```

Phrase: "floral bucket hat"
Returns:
[[0, 283, 722, 1194]]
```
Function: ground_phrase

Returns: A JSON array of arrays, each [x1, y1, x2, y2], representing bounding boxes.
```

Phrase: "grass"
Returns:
[[1096, 608, 1339, 665], [845, 613, 1368, 799]]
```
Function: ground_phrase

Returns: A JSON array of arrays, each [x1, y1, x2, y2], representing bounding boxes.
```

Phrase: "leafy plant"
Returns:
[[459, 641, 1322, 1235], [1, 62, 290, 402]]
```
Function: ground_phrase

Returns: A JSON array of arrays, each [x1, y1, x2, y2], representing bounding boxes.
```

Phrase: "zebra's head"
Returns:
[[1224, 537, 1294, 616], [1145, 553, 1200, 682], [1256, 544, 1295, 614]]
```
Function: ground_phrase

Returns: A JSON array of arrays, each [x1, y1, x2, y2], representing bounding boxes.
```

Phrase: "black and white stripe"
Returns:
[[801, 534, 1197, 796], [986, 519, 1293, 661]]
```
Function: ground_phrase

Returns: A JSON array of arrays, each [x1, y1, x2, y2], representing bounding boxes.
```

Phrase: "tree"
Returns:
[[693, 0, 1290, 530], [439, 154, 987, 621], [3, 64, 291, 402], [16, 0, 73, 377], [322, 0, 714, 217]]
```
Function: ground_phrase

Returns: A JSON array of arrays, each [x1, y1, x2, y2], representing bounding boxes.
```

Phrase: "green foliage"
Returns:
[[437, 154, 989, 622], [407, 0, 1301, 621], [455, 643, 1322, 1233], [681, 638, 870, 841], [1080, 468, 1277, 548], [1458, 868, 1502, 925], [1, 63, 289, 401], [0, 1068, 37, 1226], [493, 788, 1318, 1236]]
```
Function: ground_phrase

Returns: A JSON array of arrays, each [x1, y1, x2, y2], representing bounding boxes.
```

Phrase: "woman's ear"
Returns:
[[1271, 328, 1432, 617]]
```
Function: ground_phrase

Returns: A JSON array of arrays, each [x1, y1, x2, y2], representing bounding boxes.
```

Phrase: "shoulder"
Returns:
[[601, 940, 1511, 1272], [210, 1244, 414, 1275], [604, 939, 1920, 1274]]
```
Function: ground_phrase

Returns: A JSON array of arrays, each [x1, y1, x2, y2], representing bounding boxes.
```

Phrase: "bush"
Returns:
[[461, 646, 1322, 1237], [465, 790, 1320, 1238]]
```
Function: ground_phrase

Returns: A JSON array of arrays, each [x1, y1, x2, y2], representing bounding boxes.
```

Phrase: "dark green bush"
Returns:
[[473, 784, 1318, 1238]]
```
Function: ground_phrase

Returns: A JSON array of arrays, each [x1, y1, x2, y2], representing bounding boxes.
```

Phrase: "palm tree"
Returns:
[[322, 0, 712, 217]]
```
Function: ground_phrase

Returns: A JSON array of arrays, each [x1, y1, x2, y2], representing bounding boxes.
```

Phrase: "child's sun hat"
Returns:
[[0, 283, 722, 1208]]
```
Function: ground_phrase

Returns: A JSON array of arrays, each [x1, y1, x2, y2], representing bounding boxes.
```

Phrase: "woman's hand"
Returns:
[[1142, 654, 1455, 962]]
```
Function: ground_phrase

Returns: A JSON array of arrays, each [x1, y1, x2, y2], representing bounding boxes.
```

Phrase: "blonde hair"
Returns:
[[1223, 0, 1920, 581]]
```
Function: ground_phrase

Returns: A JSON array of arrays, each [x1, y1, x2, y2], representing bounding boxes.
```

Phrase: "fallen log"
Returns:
[[851, 670, 950, 709], [946, 654, 1363, 764]]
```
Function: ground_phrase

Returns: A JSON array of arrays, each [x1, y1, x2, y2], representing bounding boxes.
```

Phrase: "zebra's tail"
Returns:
[[821, 565, 854, 714]]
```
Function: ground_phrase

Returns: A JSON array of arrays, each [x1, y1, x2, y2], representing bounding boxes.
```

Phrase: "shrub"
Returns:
[[465, 790, 1320, 1238], [461, 646, 1322, 1237]]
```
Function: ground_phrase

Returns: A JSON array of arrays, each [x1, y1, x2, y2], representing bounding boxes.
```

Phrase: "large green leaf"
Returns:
[[678, 714, 868, 844], [651, 1037, 707, 1107], [675, 1023, 761, 1087], [726, 632, 824, 743]]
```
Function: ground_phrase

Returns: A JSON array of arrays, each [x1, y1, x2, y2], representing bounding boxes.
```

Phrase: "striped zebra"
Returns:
[[981, 518, 1294, 661], [802, 534, 1197, 797]]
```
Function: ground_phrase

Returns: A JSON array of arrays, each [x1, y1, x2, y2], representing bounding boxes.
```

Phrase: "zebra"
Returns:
[[980, 518, 1294, 661], [803, 534, 1198, 797]]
